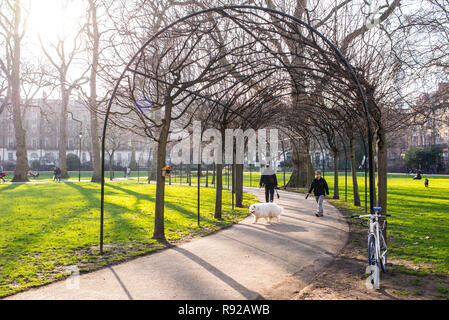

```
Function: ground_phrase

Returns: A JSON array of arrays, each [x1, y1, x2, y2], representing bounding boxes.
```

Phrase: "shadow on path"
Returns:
[[172, 246, 263, 300]]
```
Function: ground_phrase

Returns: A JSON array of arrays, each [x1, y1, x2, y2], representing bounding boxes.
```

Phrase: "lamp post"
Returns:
[[78, 131, 82, 182]]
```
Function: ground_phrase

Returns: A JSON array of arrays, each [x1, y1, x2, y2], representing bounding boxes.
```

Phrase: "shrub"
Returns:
[[66, 153, 80, 171]]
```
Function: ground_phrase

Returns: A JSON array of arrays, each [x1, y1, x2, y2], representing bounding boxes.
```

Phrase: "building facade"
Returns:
[[0, 97, 152, 170], [387, 83, 449, 172]]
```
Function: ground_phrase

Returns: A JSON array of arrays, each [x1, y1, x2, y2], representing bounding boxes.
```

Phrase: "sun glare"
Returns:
[[28, 0, 83, 42]]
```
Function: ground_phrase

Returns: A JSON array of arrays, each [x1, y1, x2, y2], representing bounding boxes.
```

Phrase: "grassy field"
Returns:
[[1, 169, 448, 297], [2, 169, 290, 185], [311, 173, 449, 275], [0, 182, 257, 297]]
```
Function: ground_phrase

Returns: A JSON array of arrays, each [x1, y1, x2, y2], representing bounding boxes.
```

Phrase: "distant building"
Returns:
[[387, 83, 449, 172], [0, 97, 152, 170]]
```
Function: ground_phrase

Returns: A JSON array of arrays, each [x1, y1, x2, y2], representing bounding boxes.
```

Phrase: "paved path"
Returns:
[[5, 188, 349, 300]]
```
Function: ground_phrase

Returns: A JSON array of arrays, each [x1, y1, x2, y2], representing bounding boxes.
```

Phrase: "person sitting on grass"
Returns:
[[413, 169, 422, 180], [0, 171, 6, 183], [306, 170, 329, 217]]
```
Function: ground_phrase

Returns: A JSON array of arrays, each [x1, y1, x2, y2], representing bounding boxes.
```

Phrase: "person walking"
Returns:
[[259, 164, 278, 203], [307, 170, 329, 217]]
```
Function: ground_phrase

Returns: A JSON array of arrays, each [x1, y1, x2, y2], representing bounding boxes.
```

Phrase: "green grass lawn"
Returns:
[[316, 172, 449, 275], [0, 182, 257, 297], [2, 169, 448, 297], [169, 170, 292, 187]]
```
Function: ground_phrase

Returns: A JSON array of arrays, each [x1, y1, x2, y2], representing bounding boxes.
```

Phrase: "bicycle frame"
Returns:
[[352, 209, 390, 289]]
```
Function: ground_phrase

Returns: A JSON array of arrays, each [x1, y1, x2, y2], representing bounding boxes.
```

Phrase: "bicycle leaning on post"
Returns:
[[351, 207, 391, 290]]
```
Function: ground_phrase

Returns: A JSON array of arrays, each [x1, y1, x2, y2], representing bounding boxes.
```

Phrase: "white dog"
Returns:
[[249, 203, 282, 224]]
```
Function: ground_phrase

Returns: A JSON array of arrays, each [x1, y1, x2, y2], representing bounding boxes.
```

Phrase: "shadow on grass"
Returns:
[[106, 183, 218, 224], [0, 183, 22, 192], [65, 183, 153, 244]]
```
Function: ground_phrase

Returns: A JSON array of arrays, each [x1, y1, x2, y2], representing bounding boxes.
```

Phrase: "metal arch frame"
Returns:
[[99, 5, 376, 255]]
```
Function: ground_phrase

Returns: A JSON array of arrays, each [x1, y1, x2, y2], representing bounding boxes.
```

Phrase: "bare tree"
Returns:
[[39, 30, 88, 179], [0, 0, 29, 182]]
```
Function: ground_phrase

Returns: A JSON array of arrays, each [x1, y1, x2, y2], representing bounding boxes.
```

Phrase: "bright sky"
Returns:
[[24, 0, 88, 99], [27, 0, 85, 43]]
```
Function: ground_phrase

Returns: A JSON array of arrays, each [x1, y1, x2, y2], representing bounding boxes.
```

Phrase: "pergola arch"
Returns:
[[100, 5, 376, 254]]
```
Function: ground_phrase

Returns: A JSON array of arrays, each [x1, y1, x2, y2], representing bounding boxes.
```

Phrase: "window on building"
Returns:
[[7, 138, 14, 148], [8, 153, 13, 161]]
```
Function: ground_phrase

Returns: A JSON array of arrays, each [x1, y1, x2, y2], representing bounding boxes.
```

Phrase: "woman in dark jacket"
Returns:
[[307, 170, 329, 217], [259, 164, 278, 202]]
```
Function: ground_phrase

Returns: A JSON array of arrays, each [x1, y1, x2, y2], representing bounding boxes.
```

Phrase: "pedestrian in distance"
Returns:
[[54, 167, 62, 182], [306, 170, 329, 217], [259, 164, 278, 203]]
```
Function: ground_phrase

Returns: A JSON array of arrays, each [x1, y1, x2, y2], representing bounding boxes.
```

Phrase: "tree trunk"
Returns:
[[89, 0, 102, 183], [153, 118, 171, 239], [109, 151, 114, 181], [129, 148, 137, 170], [212, 163, 215, 186], [286, 142, 313, 188], [153, 139, 167, 239], [150, 148, 158, 181], [377, 125, 388, 213], [11, 1, 28, 183], [205, 165, 209, 187], [58, 88, 69, 179], [235, 163, 244, 207], [333, 150, 339, 199], [147, 149, 152, 184], [349, 136, 361, 206]]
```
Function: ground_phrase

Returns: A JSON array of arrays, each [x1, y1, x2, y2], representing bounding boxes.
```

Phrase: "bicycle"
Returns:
[[351, 207, 390, 289]]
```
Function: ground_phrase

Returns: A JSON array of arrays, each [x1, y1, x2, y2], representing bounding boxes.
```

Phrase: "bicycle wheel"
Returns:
[[379, 232, 388, 273], [368, 234, 380, 289], [368, 234, 377, 266]]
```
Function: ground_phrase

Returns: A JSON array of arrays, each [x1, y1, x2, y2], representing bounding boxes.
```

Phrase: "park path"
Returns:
[[5, 188, 349, 300]]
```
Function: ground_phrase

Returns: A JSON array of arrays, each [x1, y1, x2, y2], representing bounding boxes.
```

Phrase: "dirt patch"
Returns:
[[293, 202, 449, 300]]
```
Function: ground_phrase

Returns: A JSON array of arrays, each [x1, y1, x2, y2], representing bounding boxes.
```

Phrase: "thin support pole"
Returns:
[[250, 164, 252, 187], [232, 164, 235, 211], [198, 163, 201, 227]]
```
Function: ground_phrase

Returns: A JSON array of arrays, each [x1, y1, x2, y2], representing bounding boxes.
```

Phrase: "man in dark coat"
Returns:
[[259, 164, 278, 203], [307, 170, 329, 217]]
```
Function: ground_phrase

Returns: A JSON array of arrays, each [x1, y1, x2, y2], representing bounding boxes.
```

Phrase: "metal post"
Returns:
[[322, 151, 325, 178], [78, 132, 82, 182], [345, 157, 348, 202], [198, 163, 201, 226], [250, 163, 252, 187], [232, 164, 235, 211], [227, 165, 230, 190]]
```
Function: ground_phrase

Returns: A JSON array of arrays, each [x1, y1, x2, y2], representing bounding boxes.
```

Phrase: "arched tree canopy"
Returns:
[[100, 5, 377, 250]]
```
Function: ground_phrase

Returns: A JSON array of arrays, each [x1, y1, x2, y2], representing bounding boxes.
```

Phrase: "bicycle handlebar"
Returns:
[[350, 214, 391, 218]]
